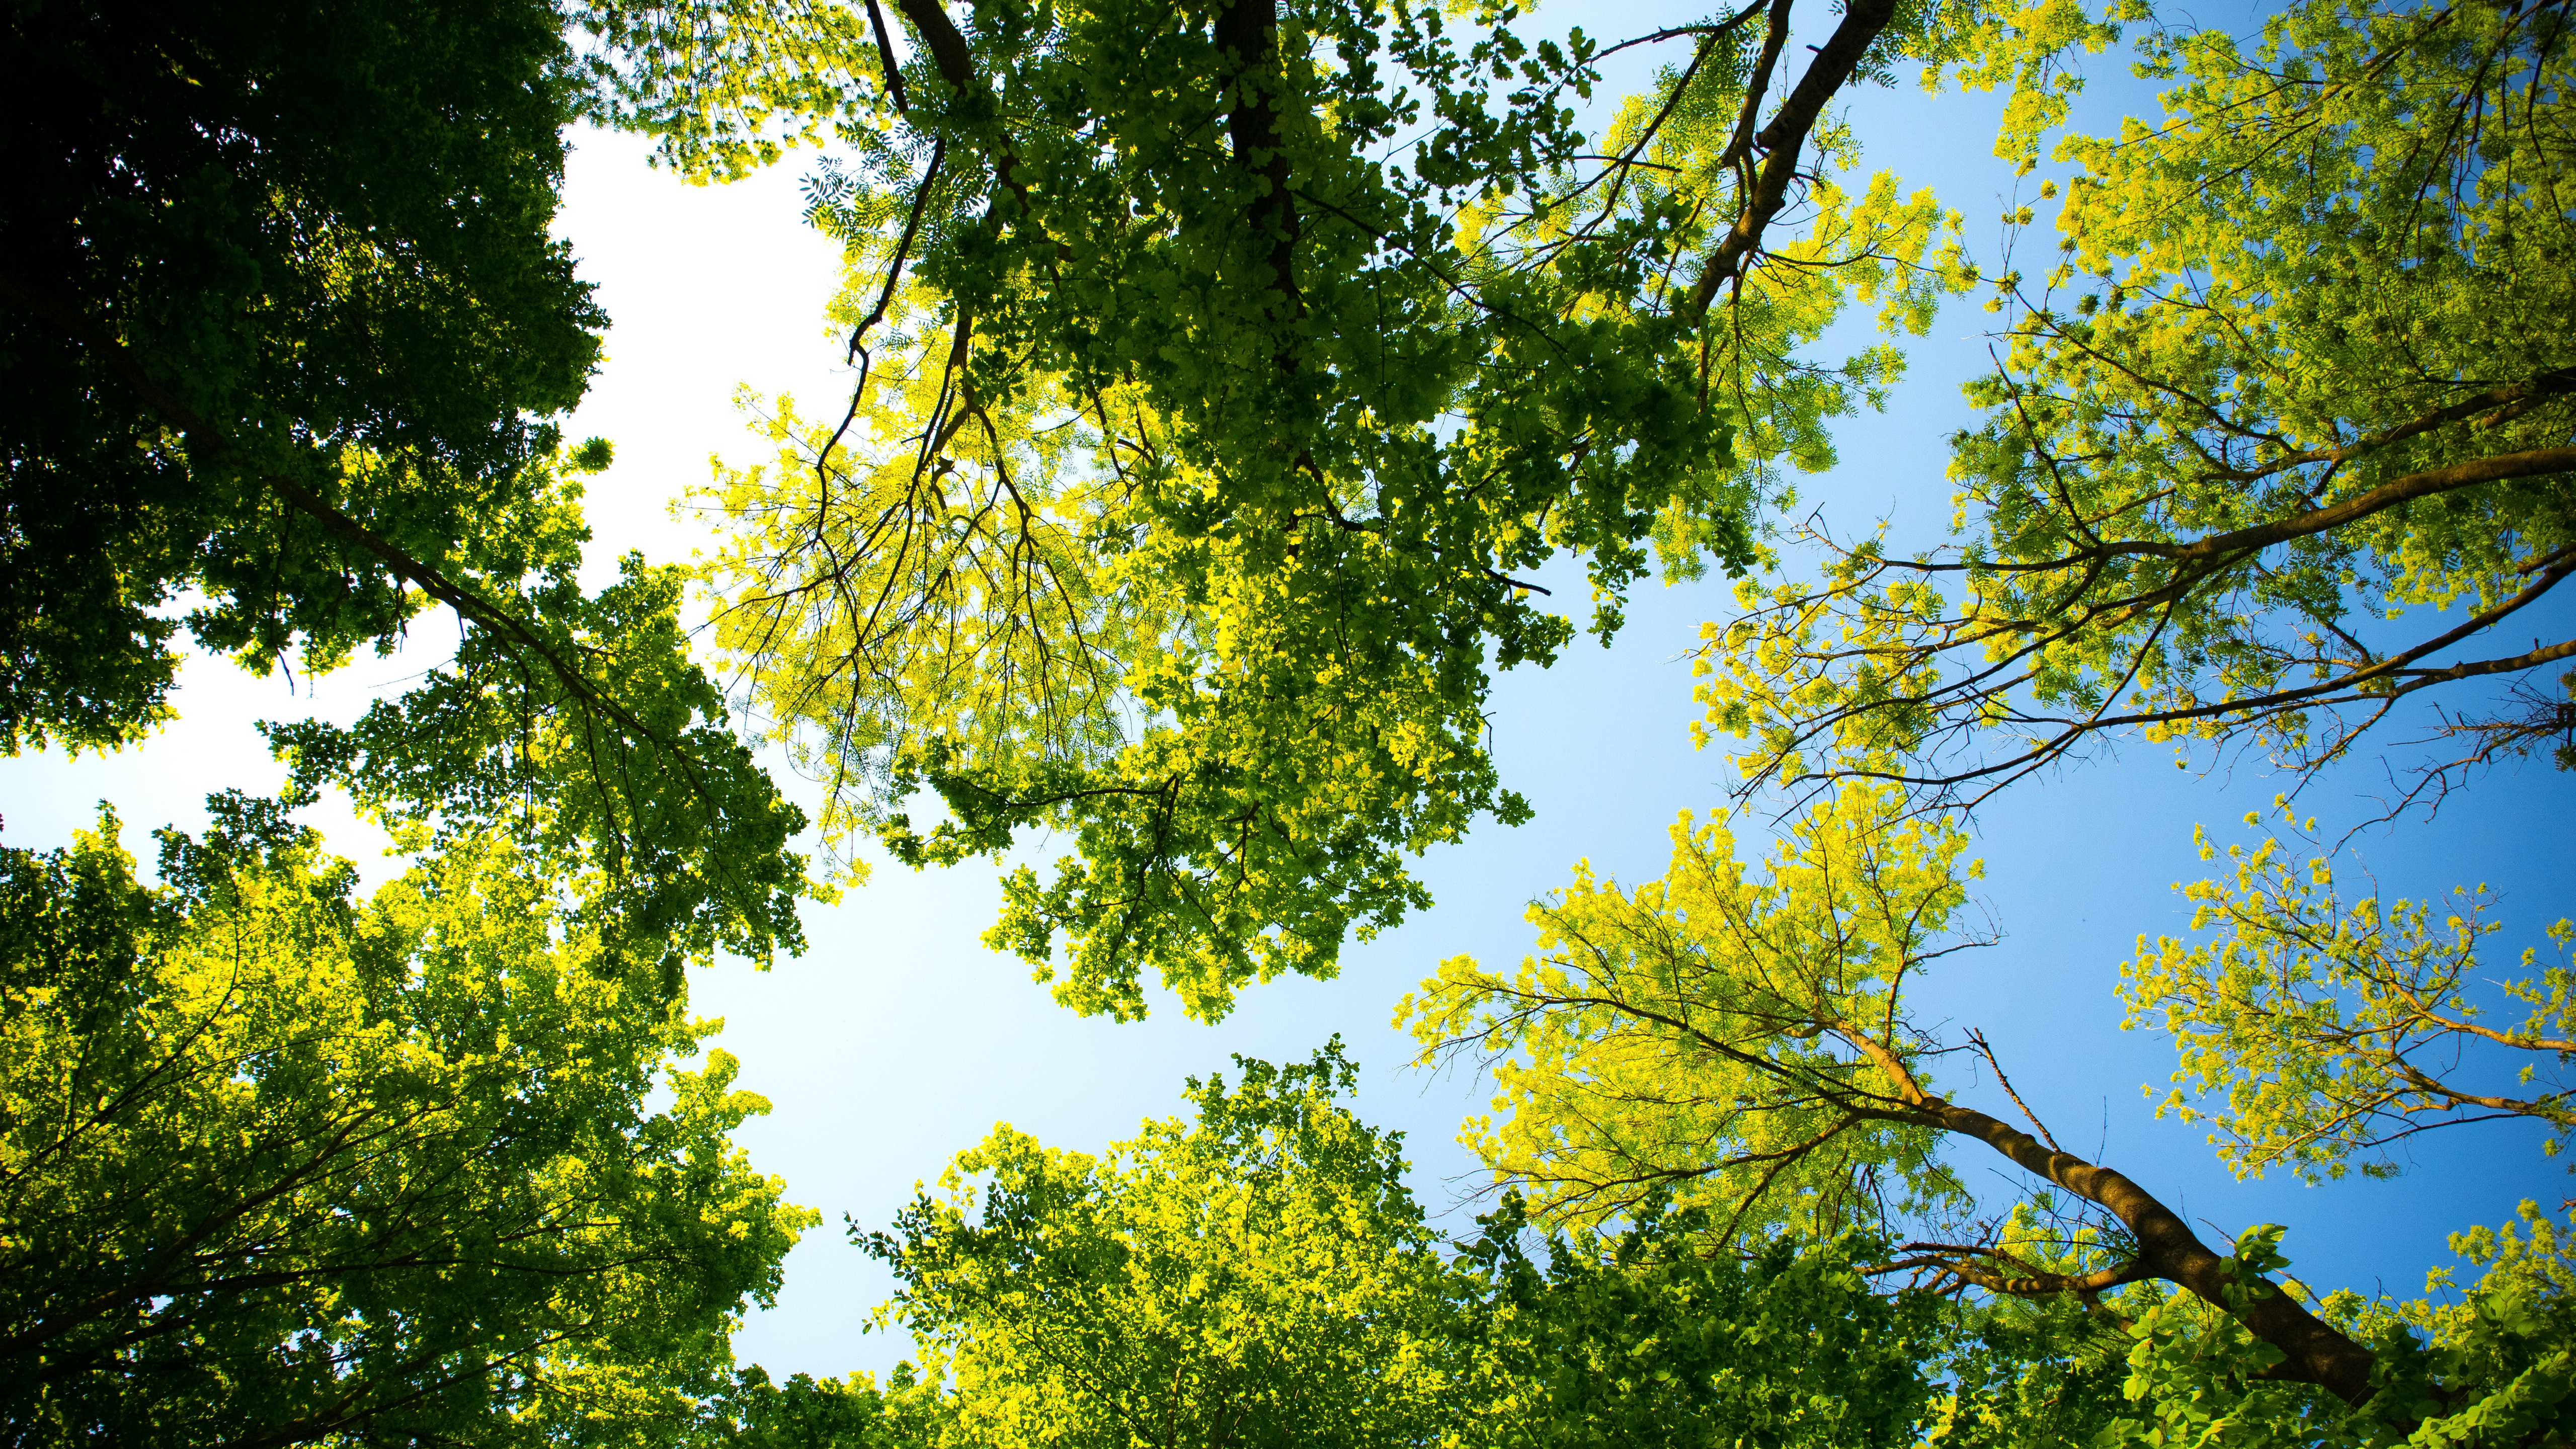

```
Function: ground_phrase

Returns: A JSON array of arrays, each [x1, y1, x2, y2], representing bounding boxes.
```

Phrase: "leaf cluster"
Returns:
[[0, 804, 814, 1445], [2124, 802, 2576, 1182], [630, 0, 2049, 1017], [1698, 0, 2576, 813]]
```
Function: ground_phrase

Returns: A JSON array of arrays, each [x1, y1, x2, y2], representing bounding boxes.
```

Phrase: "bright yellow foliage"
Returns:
[[0, 806, 811, 1442], [2123, 805, 2574, 1181], [1399, 785, 1978, 1240]]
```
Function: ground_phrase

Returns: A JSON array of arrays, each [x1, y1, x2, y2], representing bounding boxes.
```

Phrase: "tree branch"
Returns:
[[0, 271, 674, 754], [1683, 0, 1899, 317]]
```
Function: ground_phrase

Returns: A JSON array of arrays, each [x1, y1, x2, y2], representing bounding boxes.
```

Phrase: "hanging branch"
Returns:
[[0, 273, 680, 755]]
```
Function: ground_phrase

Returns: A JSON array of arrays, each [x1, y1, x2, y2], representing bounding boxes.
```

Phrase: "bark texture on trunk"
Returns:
[[1215, 0, 1302, 318], [1918, 1090, 2380, 1404]]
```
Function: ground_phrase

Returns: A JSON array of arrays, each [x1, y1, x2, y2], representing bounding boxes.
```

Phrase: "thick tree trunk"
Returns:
[[1918, 1095, 2381, 1404], [1215, 0, 1303, 318], [1839, 1028, 2380, 1403]]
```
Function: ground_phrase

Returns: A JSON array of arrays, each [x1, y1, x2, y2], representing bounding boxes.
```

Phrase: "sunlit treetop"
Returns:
[[1403, 783, 2576, 1421], [862, 1043, 1466, 1444], [1698, 0, 2576, 816], [0, 801, 812, 1444], [576, 0, 2137, 1018], [2123, 803, 2575, 1183], [861, 1041, 1955, 1448]]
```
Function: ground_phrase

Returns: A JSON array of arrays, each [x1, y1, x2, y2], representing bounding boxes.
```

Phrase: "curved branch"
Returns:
[[1908, 1089, 2378, 1404], [0, 271, 675, 754], [1682, 0, 1900, 317]]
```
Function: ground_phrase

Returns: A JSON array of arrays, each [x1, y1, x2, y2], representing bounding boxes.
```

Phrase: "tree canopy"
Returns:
[[0, 800, 811, 1445], [865, 1045, 1467, 1445], [582, 0, 2066, 1017], [3, 0, 822, 973], [856, 1044, 1954, 1449], [1403, 783, 2576, 1438], [1697, 0, 2576, 813], [5, 0, 2569, 1441], [2, 0, 601, 751]]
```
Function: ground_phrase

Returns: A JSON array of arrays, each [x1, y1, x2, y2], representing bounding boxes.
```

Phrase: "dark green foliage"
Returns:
[[1, 0, 817, 972], [264, 554, 817, 971], [0, 0, 603, 750], [1930, 1293, 2133, 1447], [1456, 1197, 1951, 1448]]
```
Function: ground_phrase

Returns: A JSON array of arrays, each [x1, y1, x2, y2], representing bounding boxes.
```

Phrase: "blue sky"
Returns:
[[4, 0, 2567, 1385]]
